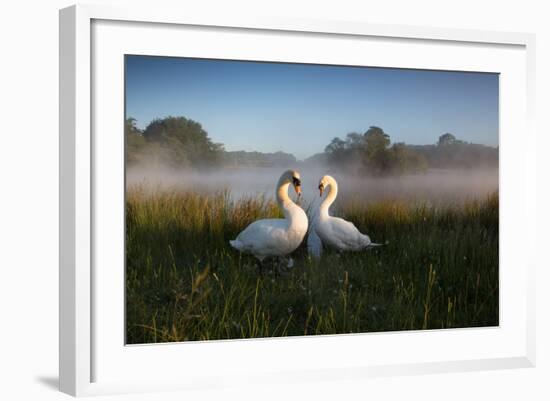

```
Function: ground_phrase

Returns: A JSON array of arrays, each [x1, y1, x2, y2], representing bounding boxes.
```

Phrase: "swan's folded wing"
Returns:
[[235, 219, 292, 255], [330, 217, 371, 250]]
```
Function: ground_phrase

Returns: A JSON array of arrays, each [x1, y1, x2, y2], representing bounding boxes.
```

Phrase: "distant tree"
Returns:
[[438, 133, 457, 146], [125, 117, 140, 135], [321, 126, 434, 175], [325, 137, 346, 154], [267, 151, 297, 166], [303, 152, 329, 167], [345, 132, 365, 149], [143, 116, 223, 168], [324, 137, 348, 166], [362, 126, 392, 175], [364, 126, 390, 148], [324, 132, 369, 171], [410, 133, 498, 169], [389, 142, 428, 174], [125, 118, 147, 166]]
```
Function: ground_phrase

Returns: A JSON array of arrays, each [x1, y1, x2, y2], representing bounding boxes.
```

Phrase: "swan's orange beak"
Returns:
[[319, 184, 324, 197]]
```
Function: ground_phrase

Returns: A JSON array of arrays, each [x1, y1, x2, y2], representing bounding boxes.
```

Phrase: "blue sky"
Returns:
[[125, 56, 498, 160]]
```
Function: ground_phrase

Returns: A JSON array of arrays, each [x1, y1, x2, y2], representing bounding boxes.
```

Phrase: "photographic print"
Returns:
[[125, 56, 498, 344]]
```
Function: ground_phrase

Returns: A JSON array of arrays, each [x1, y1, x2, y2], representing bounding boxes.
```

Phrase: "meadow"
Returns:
[[125, 179, 499, 344]]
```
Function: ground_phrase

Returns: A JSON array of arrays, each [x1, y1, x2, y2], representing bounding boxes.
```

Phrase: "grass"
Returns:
[[126, 185, 499, 344]]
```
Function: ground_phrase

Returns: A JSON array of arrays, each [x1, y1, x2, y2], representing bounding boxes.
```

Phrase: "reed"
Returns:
[[126, 186, 498, 344]]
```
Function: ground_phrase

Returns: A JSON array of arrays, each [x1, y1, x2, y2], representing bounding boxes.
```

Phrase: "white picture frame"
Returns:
[[59, 4, 536, 397]]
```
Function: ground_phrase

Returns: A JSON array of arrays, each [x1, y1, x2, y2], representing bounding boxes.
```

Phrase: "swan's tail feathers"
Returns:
[[229, 239, 244, 251]]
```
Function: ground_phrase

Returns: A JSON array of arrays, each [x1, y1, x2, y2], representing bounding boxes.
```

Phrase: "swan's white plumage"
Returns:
[[230, 170, 308, 261], [309, 175, 379, 255], [306, 206, 323, 258], [316, 215, 374, 251]]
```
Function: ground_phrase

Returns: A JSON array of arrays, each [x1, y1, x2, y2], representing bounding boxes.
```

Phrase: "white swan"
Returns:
[[308, 175, 382, 256], [306, 203, 323, 258], [230, 170, 308, 262]]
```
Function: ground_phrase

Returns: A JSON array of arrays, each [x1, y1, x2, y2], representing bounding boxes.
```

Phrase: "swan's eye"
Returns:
[[318, 183, 324, 190], [292, 177, 301, 187]]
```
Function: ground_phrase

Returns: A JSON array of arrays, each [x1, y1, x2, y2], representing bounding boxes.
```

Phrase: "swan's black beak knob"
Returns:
[[295, 188, 302, 205], [292, 177, 302, 196], [319, 184, 324, 197]]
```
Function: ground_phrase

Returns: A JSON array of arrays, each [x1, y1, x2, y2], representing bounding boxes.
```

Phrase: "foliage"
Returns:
[[126, 115, 498, 176], [126, 116, 297, 170], [388, 142, 429, 174], [124, 118, 148, 166], [438, 133, 459, 146], [409, 141, 498, 169], [362, 126, 392, 174], [324, 126, 428, 176], [141, 116, 224, 168], [323, 127, 497, 175]]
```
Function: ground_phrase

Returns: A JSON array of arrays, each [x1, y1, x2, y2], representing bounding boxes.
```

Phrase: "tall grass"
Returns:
[[126, 185, 498, 344]]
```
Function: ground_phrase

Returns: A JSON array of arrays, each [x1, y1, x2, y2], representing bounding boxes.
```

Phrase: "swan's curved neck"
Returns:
[[320, 177, 338, 218], [276, 179, 297, 219]]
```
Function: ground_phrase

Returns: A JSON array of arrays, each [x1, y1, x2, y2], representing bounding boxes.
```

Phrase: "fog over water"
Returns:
[[127, 166, 498, 208]]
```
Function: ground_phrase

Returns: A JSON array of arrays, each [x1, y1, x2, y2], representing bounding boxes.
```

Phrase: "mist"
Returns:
[[126, 165, 498, 208]]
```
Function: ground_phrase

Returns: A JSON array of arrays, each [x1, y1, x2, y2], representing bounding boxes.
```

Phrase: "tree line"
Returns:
[[126, 116, 498, 175], [126, 116, 296, 169], [309, 127, 498, 175], [316, 127, 428, 175], [125, 116, 224, 168]]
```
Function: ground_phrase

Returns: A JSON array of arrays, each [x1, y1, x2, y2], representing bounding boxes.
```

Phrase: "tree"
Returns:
[[125, 118, 147, 166], [362, 126, 391, 175], [438, 133, 457, 146], [324, 137, 348, 166], [364, 126, 390, 149], [325, 137, 346, 154], [142, 116, 223, 168], [321, 126, 430, 176], [389, 142, 428, 174], [345, 132, 365, 149]]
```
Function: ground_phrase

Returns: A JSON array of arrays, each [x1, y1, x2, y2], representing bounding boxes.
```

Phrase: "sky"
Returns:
[[125, 55, 499, 160]]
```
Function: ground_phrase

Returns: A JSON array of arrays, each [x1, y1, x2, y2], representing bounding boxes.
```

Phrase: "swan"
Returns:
[[308, 175, 382, 256], [306, 203, 323, 258], [229, 169, 308, 263]]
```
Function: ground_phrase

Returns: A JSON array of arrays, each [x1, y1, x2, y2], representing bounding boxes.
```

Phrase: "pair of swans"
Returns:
[[229, 170, 380, 262]]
